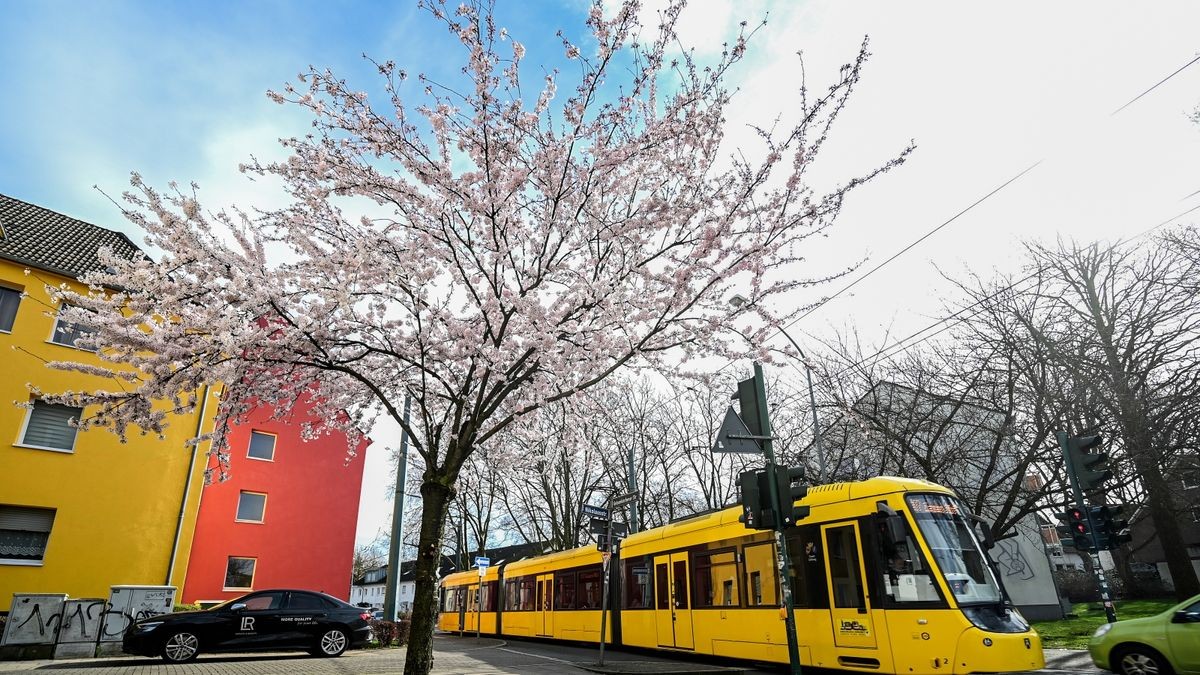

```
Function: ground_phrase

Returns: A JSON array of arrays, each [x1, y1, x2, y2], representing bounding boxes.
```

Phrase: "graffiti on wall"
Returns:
[[994, 537, 1036, 581], [2, 587, 176, 648], [0, 594, 66, 646]]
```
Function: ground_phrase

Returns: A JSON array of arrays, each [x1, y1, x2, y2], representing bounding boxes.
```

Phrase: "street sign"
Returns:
[[582, 504, 609, 519], [712, 407, 764, 454], [611, 492, 636, 508], [474, 556, 490, 568]]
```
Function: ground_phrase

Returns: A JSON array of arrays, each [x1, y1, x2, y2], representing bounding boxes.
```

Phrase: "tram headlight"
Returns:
[[1093, 623, 1113, 639]]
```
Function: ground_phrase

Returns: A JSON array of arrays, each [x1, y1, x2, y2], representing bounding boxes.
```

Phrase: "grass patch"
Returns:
[[1032, 599, 1177, 649]]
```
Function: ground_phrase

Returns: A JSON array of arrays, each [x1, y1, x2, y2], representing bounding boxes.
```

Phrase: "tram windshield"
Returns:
[[906, 494, 1003, 606]]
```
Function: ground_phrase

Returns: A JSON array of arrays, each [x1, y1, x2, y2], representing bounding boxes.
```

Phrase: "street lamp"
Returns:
[[728, 295, 827, 482]]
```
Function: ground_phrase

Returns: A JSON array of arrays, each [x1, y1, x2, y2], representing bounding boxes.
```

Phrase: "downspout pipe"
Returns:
[[167, 384, 212, 586]]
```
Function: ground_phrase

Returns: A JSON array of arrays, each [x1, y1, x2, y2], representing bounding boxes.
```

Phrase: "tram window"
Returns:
[[656, 563, 670, 609], [879, 527, 942, 605], [519, 576, 537, 611], [694, 549, 739, 608], [673, 560, 689, 609], [624, 558, 651, 609], [579, 568, 603, 609], [743, 542, 779, 606], [482, 581, 498, 611], [442, 588, 456, 612], [555, 571, 577, 610], [505, 578, 520, 611], [826, 525, 866, 610], [785, 526, 829, 608]]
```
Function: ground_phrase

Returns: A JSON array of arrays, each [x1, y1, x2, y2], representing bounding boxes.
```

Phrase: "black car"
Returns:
[[122, 589, 371, 663]]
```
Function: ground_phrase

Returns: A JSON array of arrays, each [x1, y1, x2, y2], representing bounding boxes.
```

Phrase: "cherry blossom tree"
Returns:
[[46, 1, 907, 670]]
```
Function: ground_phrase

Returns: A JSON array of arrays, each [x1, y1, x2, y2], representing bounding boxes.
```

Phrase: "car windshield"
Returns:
[[906, 494, 1003, 606]]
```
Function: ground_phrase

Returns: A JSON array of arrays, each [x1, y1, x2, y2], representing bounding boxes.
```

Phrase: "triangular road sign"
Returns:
[[712, 406, 763, 454]]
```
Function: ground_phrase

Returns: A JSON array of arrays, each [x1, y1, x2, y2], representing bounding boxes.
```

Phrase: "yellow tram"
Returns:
[[438, 477, 1044, 674]]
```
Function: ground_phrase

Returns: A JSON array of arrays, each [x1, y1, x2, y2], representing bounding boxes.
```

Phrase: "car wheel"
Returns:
[[312, 627, 348, 657], [1113, 645, 1173, 675], [161, 630, 201, 663]]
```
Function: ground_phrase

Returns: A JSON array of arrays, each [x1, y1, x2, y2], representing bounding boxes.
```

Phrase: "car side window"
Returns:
[[1185, 600, 1200, 614], [288, 593, 330, 610], [243, 592, 285, 610]]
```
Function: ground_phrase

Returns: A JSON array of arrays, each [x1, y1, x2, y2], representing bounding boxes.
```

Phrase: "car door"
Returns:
[[1166, 598, 1200, 673], [280, 592, 333, 647], [222, 591, 287, 650]]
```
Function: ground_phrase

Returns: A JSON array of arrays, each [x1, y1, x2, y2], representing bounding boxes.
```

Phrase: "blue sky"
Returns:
[[4, 1, 1200, 551]]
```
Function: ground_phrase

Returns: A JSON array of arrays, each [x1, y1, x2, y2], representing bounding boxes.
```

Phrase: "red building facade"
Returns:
[[181, 401, 367, 603]]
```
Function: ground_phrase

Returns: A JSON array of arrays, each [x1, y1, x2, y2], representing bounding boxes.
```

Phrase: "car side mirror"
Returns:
[[230, 603, 247, 613], [970, 515, 996, 551]]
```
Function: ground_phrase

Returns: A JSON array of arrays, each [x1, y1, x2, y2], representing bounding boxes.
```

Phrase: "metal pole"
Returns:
[[777, 328, 826, 482], [627, 442, 638, 533], [1057, 431, 1117, 623], [384, 395, 411, 621], [754, 362, 803, 675], [599, 512, 612, 666]]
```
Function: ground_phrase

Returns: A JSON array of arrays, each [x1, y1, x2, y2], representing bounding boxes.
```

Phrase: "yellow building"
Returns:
[[0, 193, 212, 611]]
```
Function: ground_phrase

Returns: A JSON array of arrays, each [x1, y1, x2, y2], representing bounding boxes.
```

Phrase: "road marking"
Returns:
[[496, 638, 580, 662]]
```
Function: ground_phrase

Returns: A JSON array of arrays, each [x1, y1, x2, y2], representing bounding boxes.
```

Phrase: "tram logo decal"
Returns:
[[839, 620, 870, 635]]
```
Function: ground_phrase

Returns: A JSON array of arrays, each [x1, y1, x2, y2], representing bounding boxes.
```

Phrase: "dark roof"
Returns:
[[0, 193, 142, 279]]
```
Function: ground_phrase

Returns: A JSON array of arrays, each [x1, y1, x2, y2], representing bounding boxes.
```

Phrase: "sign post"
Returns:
[[474, 557, 490, 640]]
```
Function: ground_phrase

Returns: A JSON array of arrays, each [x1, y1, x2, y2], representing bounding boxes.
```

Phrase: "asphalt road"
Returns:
[[0, 636, 1103, 675]]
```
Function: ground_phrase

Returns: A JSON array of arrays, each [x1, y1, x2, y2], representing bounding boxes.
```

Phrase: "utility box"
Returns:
[[1, 593, 67, 647], [96, 586, 176, 656], [53, 598, 107, 658]]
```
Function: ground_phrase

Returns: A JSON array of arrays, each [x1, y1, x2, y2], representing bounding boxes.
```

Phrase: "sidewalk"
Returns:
[[0, 638, 1094, 674]]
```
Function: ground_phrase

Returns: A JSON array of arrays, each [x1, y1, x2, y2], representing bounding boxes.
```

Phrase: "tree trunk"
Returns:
[[404, 477, 455, 675]]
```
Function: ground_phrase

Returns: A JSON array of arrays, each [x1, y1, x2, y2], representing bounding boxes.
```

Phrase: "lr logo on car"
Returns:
[[240, 616, 256, 632]]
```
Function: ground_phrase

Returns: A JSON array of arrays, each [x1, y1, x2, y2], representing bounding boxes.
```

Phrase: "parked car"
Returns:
[[123, 589, 372, 663], [1088, 593, 1200, 675]]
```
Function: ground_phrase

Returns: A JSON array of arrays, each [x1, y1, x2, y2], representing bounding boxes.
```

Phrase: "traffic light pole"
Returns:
[[1057, 431, 1117, 623], [753, 362, 804, 675]]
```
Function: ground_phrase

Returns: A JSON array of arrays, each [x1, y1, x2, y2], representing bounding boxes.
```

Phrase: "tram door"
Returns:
[[456, 587, 466, 631], [463, 584, 479, 633], [653, 553, 694, 649], [536, 574, 554, 637], [822, 522, 877, 649]]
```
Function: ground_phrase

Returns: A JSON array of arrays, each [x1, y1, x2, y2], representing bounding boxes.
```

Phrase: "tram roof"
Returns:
[[621, 475, 954, 549]]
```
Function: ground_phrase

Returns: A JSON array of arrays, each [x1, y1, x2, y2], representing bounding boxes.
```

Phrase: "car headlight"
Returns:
[[1093, 623, 1112, 638], [135, 622, 163, 632]]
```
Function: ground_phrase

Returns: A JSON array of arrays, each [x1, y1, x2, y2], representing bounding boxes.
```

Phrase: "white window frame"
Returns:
[[0, 284, 21, 333], [0, 505, 56, 566], [15, 400, 83, 453], [246, 430, 276, 462], [223, 556, 257, 591], [48, 304, 96, 351], [235, 491, 268, 524]]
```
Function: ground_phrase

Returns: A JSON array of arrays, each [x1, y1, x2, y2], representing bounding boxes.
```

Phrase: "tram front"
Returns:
[[903, 493, 1045, 674]]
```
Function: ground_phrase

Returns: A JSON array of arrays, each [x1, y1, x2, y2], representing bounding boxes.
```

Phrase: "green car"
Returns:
[[1089, 594, 1200, 675]]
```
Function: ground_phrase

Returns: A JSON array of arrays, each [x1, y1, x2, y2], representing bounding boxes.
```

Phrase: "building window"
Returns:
[[50, 305, 96, 350], [1182, 464, 1200, 490], [235, 492, 267, 523], [247, 431, 276, 461], [0, 285, 20, 332], [0, 505, 56, 564], [18, 400, 83, 453], [224, 557, 256, 589]]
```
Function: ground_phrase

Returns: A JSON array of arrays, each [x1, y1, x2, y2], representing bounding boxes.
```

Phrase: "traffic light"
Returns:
[[1066, 434, 1111, 492], [734, 374, 766, 437], [1062, 507, 1095, 551], [1093, 504, 1132, 550], [738, 469, 774, 530], [774, 465, 810, 527]]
